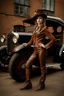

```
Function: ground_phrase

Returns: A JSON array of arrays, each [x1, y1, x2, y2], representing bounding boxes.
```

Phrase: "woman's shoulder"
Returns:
[[44, 27, 50, 33]]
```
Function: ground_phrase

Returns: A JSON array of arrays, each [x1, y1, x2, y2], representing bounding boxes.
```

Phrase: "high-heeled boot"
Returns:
[[20, 80, 32, 90], [35, 68, 46, 91], [20, 67, 32, 90], [35, 81, 45, 91]]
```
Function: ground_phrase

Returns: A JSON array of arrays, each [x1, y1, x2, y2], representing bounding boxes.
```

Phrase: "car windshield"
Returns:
[[25, 26, 34, 33]]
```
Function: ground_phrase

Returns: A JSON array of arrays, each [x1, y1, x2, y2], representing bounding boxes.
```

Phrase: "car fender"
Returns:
[[0, 45, 7, 52], [0, 45, 11, 64], [13, 44, 26, 52], [13, 44, 34, 54], [0, 45, 7, 58]]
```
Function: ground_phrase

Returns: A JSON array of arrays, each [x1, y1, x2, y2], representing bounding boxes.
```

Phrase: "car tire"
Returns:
[[9, 52, 30, 82]]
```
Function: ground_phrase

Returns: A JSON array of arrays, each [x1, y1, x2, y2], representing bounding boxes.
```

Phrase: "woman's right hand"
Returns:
[[22, 43, 27, 47]]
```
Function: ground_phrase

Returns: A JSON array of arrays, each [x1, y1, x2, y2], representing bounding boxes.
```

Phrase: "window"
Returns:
[[42, 0, 55, 12], [57, 26, 62, 33], [14, 0, 30, 17]]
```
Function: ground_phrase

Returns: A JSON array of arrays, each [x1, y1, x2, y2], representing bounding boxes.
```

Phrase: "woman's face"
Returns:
[[36, 16, 44, 25]]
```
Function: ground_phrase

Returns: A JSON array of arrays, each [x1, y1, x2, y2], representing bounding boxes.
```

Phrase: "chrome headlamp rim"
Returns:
[[0, 35, 6, 43], [12, 36, 18, 43], [12, 32, 19, 44]]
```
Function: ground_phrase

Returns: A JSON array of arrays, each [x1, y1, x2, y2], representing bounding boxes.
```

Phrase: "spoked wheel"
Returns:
[[9, 52, 30, 82], [0, 62, 8, 71]]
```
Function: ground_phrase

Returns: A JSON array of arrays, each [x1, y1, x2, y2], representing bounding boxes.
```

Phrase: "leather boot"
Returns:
[[20, 80, 32, 90], [35, 82, 45, 91]]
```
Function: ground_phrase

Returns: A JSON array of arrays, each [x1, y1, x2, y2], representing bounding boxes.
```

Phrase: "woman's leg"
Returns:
[[35, 48, 47, 91], [25, 52, 37, 81], [20, 52, 37, 90]]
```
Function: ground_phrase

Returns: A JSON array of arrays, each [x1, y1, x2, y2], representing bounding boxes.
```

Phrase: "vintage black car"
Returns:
[[0, 34, 9, 71], [0, 16, 64, 81], [0, 25, 25, 71]]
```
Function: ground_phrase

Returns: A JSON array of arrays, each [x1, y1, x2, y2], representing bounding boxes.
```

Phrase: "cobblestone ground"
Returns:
[[0, 64, 64, 96]]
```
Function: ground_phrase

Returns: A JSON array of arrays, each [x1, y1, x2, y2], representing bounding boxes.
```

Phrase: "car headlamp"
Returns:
[[12, 36, 18, 43], [12, 32, 19, 43], [0, 35, 6, 43]]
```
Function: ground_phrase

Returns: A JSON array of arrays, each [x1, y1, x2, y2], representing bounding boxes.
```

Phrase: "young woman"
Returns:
[[20, 9, 56, 91]]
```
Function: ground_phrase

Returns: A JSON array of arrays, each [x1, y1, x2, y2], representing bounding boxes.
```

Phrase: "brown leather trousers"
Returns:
[[25, 46, 47, 84]]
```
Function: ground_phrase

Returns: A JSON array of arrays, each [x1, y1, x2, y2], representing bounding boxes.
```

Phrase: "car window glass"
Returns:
[[57, 26, 62, 33], [14, 25, 25, 32], [25, 26, 34, 33]]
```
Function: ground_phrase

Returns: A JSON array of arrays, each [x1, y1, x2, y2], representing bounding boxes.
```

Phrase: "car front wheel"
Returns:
[[9, 52, 30, 82]]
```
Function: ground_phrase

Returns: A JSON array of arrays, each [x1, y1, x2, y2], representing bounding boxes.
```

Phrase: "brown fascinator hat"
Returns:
[[23, 9, 47, 25]]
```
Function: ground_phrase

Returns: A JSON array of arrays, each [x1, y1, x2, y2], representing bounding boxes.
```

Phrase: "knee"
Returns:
[[25, 57, 33, 68], [25, 65, 29, 68], [25, 62, 30, 68]]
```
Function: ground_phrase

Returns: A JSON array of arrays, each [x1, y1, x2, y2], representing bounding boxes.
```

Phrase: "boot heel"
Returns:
[[35, 83, 45, 91], [20, 81, 32, 90]]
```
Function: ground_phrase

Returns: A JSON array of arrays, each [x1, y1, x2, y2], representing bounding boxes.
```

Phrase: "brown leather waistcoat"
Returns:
[[27, 27, 55, 49]]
